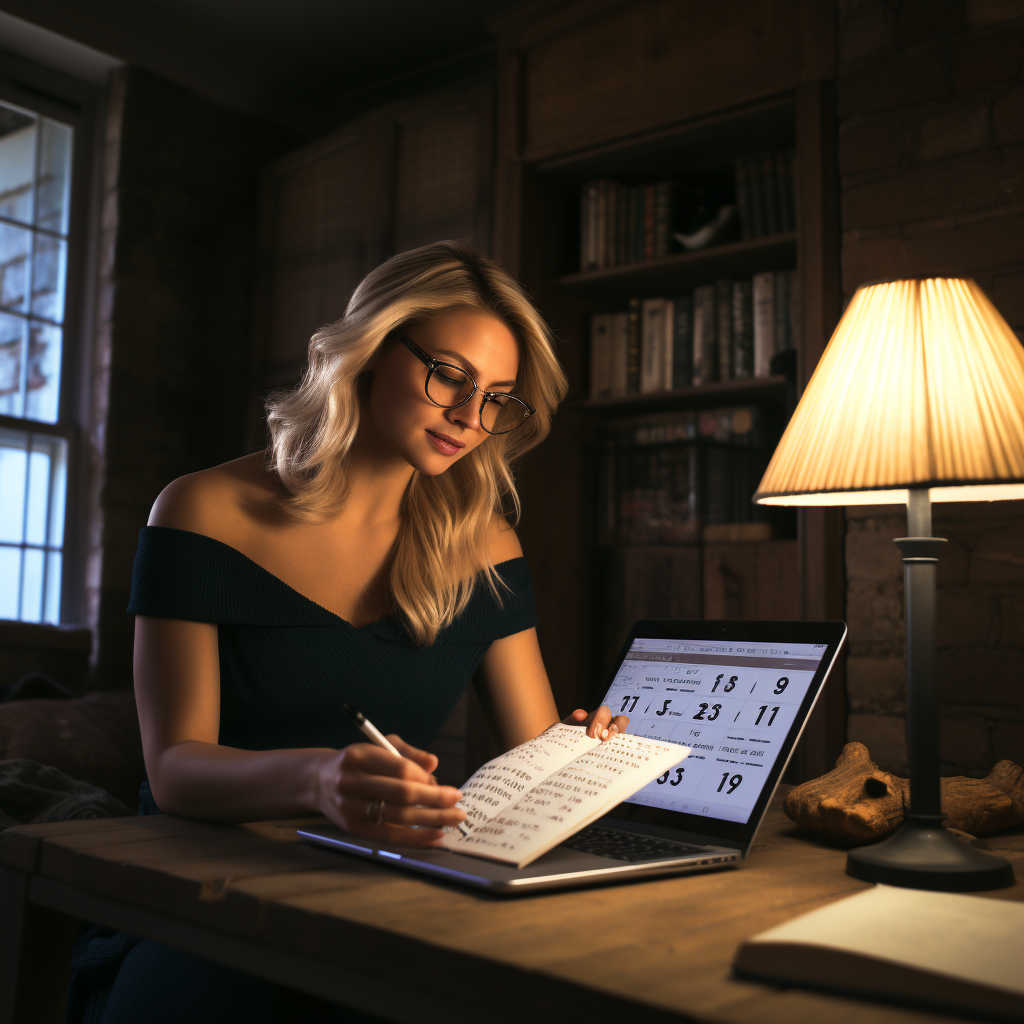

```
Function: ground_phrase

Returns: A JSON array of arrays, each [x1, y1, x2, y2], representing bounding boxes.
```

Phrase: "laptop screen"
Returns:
[[598, 634, 831, 826]]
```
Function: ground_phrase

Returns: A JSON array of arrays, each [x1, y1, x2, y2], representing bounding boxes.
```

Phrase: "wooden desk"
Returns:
[[3, 790, 1023, 1024]]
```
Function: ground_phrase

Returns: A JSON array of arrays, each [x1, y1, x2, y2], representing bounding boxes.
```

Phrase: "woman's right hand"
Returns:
[[313, 735, 466, 847]]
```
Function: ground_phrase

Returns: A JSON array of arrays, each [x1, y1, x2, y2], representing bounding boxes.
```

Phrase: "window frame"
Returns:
[[0, 48, 102, 626]]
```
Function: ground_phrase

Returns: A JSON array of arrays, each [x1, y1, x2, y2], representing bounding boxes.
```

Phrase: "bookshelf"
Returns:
[[555, 234, 797, 300], [489, 0, 843, 782]]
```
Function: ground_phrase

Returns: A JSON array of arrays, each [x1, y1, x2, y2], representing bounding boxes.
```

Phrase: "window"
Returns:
[[0, 97, 74, 623]]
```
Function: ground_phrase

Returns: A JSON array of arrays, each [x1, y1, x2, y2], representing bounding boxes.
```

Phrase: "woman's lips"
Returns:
[[426, 430, 465, 456]]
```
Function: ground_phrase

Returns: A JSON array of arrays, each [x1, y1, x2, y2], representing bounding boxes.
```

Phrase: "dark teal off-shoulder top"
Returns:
[[127, 526, 537, 752]]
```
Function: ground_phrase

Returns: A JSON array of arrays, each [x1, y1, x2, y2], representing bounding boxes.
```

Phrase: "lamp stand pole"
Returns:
[[846, 488, 1014, 890]]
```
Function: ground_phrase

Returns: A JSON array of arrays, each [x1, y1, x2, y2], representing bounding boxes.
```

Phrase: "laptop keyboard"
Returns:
[[561, 825, 714, 863]]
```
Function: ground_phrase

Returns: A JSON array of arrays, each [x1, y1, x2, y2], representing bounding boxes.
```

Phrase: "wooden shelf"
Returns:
[[573, 375, 788, 414], [554, 234, 797, 301]]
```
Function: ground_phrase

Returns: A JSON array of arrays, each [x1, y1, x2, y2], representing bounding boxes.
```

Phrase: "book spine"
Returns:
[[582, 181, 600, 270], [654, 181, 672, 258], [752, 271, 775, 378], [643, 183, 656, 261], [628, 186, 643, 263], [609, 311, 629, 396], [597, 181, 609, 270], [615, 183, 629, 266], [626, 297, 642, 393], [590, 312, 612, 399], [734, 157, 751, 241], [760, 150, 780, 236], [716, 278, 733, 382], [691, 285, 717, 386], [732, 279, 754, 380], [789, 268, 802, 352], [773, 270, 789, 354], [605, 180, 617, 269], [640, 297, 666, 393], [662, 298, 674, 392], [671, 294, 693, 390]]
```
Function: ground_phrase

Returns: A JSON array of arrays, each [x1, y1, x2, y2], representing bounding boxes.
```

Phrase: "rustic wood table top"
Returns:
[[3, 787, 1023, 1024]]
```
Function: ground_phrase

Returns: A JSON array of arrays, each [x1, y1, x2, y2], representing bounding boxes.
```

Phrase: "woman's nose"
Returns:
[[446, 398, 481, 431]]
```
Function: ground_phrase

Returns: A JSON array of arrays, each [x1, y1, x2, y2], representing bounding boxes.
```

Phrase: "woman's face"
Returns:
[[367, 310, 521, 476]]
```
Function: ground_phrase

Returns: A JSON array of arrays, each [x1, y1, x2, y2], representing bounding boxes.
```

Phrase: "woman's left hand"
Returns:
[[562, 705, 629, 741]]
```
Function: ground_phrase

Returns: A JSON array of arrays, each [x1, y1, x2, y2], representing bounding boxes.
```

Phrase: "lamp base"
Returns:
[[846, 816, 1015, 891]]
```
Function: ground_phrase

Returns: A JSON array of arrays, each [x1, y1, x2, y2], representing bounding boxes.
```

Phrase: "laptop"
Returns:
[[300, 618, 847, 893]]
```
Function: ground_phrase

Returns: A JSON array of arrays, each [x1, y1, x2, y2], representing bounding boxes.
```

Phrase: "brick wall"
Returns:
[[90, 68, 293, 688], [837, 0, 1024, 776]]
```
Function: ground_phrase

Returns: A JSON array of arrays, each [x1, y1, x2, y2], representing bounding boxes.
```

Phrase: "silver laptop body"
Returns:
[[300, 619, 847, 894]]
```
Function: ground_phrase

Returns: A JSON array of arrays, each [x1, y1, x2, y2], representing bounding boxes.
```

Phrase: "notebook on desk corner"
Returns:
[[299, 618, 847, 893]]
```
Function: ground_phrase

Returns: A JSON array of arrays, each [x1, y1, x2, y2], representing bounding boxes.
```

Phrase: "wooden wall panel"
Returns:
[[520, 0, 802, 162], [393, 86, 493, 255], [703, 541, 800, 621]]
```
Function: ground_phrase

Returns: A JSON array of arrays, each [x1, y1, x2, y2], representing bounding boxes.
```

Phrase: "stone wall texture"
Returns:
[[837, 0, 1024, 775], [91, 69, 293, 688]]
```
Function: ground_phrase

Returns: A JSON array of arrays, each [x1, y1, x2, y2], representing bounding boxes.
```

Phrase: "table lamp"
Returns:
[[754, 277, 1024, 891]]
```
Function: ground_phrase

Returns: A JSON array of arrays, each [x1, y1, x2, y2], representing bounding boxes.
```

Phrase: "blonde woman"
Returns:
[[71, 241, 627, 1023]]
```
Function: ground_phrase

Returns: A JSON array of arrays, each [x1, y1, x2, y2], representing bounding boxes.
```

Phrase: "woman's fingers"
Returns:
[[387, 735, 439, 775], [585, 705, 630, 740], [341, 742, 434, 784], [339, 772, 463, 810]]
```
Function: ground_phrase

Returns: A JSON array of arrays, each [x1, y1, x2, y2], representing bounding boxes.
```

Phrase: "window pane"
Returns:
[[0, 108, 36, 225], [0, 312, 25, 416], [0, 431, 27, 542], [32, 235, 67, 322], [0, 545, 20, 619], [21, 545, 44, 622], [0, 220, 31, 312], [25, 447, 51, 545], [37, 120, 72, 236], [48, 438, 67, 547], [25, 321, 61, 422], [44, 550, 61, 623]]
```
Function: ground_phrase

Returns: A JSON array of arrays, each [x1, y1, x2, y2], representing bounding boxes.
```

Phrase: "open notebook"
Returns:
[[440, 723, 687, 867]]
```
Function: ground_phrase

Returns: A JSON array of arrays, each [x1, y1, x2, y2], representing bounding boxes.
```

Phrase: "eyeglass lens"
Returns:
[[426, 365, 529, 434]]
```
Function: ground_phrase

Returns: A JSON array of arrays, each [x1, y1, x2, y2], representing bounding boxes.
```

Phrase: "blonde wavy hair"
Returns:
[[265, 240, 568, 644]]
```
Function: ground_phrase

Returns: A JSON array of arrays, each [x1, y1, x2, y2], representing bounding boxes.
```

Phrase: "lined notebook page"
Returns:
[[446, 731, 687, 867]]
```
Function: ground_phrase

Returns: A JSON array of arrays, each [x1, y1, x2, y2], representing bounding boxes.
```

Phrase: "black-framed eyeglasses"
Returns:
[[395, 332, 535, 436]]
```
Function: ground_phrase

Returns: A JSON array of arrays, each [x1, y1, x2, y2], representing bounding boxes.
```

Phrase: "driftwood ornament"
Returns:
[[783, 742, 1024, 843]]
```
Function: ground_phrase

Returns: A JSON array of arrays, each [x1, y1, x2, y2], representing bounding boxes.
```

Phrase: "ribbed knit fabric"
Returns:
[[127, 526, 538, 753]]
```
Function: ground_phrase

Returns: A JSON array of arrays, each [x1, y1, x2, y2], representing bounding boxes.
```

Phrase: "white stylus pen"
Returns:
[[341, 701, 469, 835], [340, 701, 402, 757]]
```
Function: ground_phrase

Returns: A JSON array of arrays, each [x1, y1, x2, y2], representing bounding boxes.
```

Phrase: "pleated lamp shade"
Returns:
[[754, 278, 1024, 506]]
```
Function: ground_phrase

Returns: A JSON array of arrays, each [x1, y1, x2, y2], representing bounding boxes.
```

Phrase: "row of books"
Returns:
[[597, 408, 779, 547], [734, 149, 797, 240], [589, 268, 799, 398], [577, 148, 797, 272], [579, 180, 673, 271]]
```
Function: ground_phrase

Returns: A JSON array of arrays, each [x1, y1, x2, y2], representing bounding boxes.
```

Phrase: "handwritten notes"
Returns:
[[442, 725, 688, 867]]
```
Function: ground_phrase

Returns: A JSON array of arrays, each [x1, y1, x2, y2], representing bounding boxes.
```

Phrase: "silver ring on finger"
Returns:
[[368, 797, 385, 825]]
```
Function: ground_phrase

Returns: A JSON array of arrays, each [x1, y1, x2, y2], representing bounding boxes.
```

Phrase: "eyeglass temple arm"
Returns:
[[395, 332, 435, 365]]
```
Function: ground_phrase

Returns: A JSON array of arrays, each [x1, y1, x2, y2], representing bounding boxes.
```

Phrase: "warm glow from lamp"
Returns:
[[754, 278, 1024, 505]]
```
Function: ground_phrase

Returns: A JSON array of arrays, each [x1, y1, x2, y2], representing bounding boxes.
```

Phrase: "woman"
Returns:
[[72, 241, 627, 1022]]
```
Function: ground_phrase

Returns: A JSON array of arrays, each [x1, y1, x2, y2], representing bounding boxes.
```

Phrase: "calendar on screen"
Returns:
[[599, 637, 829, 824]]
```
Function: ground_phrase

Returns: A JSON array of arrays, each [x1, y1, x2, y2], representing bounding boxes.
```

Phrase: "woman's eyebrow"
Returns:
[[435, 348, 517, 388]]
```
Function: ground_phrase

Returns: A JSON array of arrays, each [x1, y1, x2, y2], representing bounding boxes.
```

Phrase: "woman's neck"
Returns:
[[341, 434, 416, 530]]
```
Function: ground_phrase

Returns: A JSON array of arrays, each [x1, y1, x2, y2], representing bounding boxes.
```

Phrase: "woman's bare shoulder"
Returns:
[[486, 513, 524, 565], [148, 454, 278, 544]]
